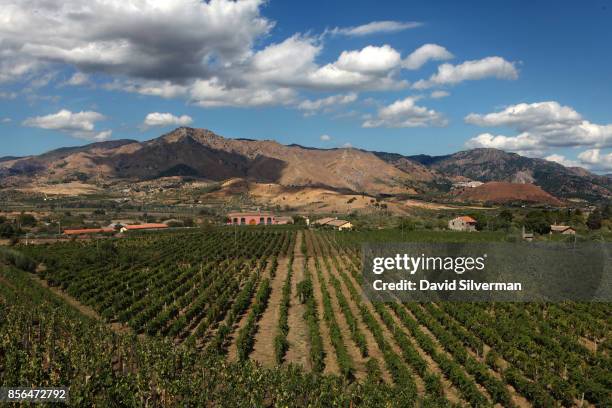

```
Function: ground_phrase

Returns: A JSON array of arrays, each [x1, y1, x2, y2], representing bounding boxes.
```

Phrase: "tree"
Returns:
[[499, 209, 513, 223], [0, 223, 17, 238], [524, 211, 551, 235], [292, 215, 307, 225], [17, 213, 37, 227], [586, 209, 602, 230], [602, 204, 611, 220]]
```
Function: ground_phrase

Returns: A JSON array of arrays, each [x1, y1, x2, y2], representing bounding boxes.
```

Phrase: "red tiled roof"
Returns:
[[124, 223, 168, 230], [457, 216, 477, 223]]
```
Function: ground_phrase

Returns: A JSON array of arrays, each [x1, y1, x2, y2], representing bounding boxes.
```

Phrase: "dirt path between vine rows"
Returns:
[[309, 234, 368, 380], [313, 245, 393, 384], [227, 260, 273, 362], [251, 246, 293, 366], [284, 232, 311, 370], [329, 244, 465, 404], [418, 304, 531, 408], [305, 231, 339, 375]]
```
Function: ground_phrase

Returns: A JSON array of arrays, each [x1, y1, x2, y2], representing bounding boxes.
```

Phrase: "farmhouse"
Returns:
[[326, 219, 353, 230], [550, 225, 576, 235], [448, 216, 477, 232], [313, 217, 353, 230], [227, 212, 275, 225]]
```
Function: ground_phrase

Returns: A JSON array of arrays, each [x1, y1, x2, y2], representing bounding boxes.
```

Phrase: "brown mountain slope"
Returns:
[[457, 182, 564, 206], [0, 127, 434, 195], [1, 127, 610, 202]]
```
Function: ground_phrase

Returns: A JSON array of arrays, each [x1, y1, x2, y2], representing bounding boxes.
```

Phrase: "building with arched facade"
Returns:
[[227, 212, 275, 226]]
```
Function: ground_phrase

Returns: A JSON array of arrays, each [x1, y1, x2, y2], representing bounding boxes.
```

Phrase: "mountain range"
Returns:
[[1, 127, 610, 203]]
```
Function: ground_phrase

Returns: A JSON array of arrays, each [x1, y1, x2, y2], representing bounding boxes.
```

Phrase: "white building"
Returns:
[[448, 216, 477, 232]]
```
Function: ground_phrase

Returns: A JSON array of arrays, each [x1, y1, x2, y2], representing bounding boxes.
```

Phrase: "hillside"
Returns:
[[404, 148, 612, 202], [0, 127, 432, 195], [0, 127, 610, 202], [456, 182, 564, 206]]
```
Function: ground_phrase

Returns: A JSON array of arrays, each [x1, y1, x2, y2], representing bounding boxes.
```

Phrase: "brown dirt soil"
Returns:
[[251, 249, 293, 366], [304, 232, 339, 375], [401, 305, 495, 405], [314, 246, 393, 384], [308, 237, 367, 380], [321, 241, 432, 393], [418, 304, 532, 408], [457, 181, 563, 206], [284, 232, 312, 370], [227, 261, 273, 361], [329, 244, 465, 403], [383, 303, 462, 403], [19, 181, 101, 196]]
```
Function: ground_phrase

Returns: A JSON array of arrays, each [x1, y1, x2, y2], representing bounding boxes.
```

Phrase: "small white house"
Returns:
[[448, 216, 477, 232], [550, 225, 576, 235], [326, 219, 353, 230], [314, 217, 353, 230]]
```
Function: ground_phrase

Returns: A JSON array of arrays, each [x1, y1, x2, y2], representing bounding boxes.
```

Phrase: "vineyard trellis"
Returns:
[[1, 227, 610, 407]]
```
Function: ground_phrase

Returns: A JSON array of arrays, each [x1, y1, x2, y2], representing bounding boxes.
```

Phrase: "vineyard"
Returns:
[[1, 227, 611, 407]]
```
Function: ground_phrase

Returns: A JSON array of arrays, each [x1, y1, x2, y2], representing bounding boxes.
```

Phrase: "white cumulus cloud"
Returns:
[[0, 0, 272, 81], [320, 134, 331, 141], [545, 154, 581, 168], [465, 101, 612, 155], [335, 45, 401, 74], [577, 149, 612, 171], [363, 96, 447, 128], [142, 112, 193, 129], [402, 44, 453, 70], [0, 1, 519, 113], [413, 56, 518, 89], [22, 109, 111, 140]]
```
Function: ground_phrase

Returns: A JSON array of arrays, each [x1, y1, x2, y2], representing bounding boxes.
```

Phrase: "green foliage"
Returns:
[[587, 209, 603, 230], [17, 212, 37, 227], [0, 222, 18, 238], [524, 210, 551, 234], [0, 247, 37, 272]]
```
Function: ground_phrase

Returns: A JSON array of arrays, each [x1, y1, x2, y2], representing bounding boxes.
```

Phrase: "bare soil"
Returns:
[[284, 232, 312, 370], [251, 247, 293, 366]]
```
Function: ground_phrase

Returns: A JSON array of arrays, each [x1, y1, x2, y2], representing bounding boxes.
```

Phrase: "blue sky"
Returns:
[[1, 0, 611, 171]]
